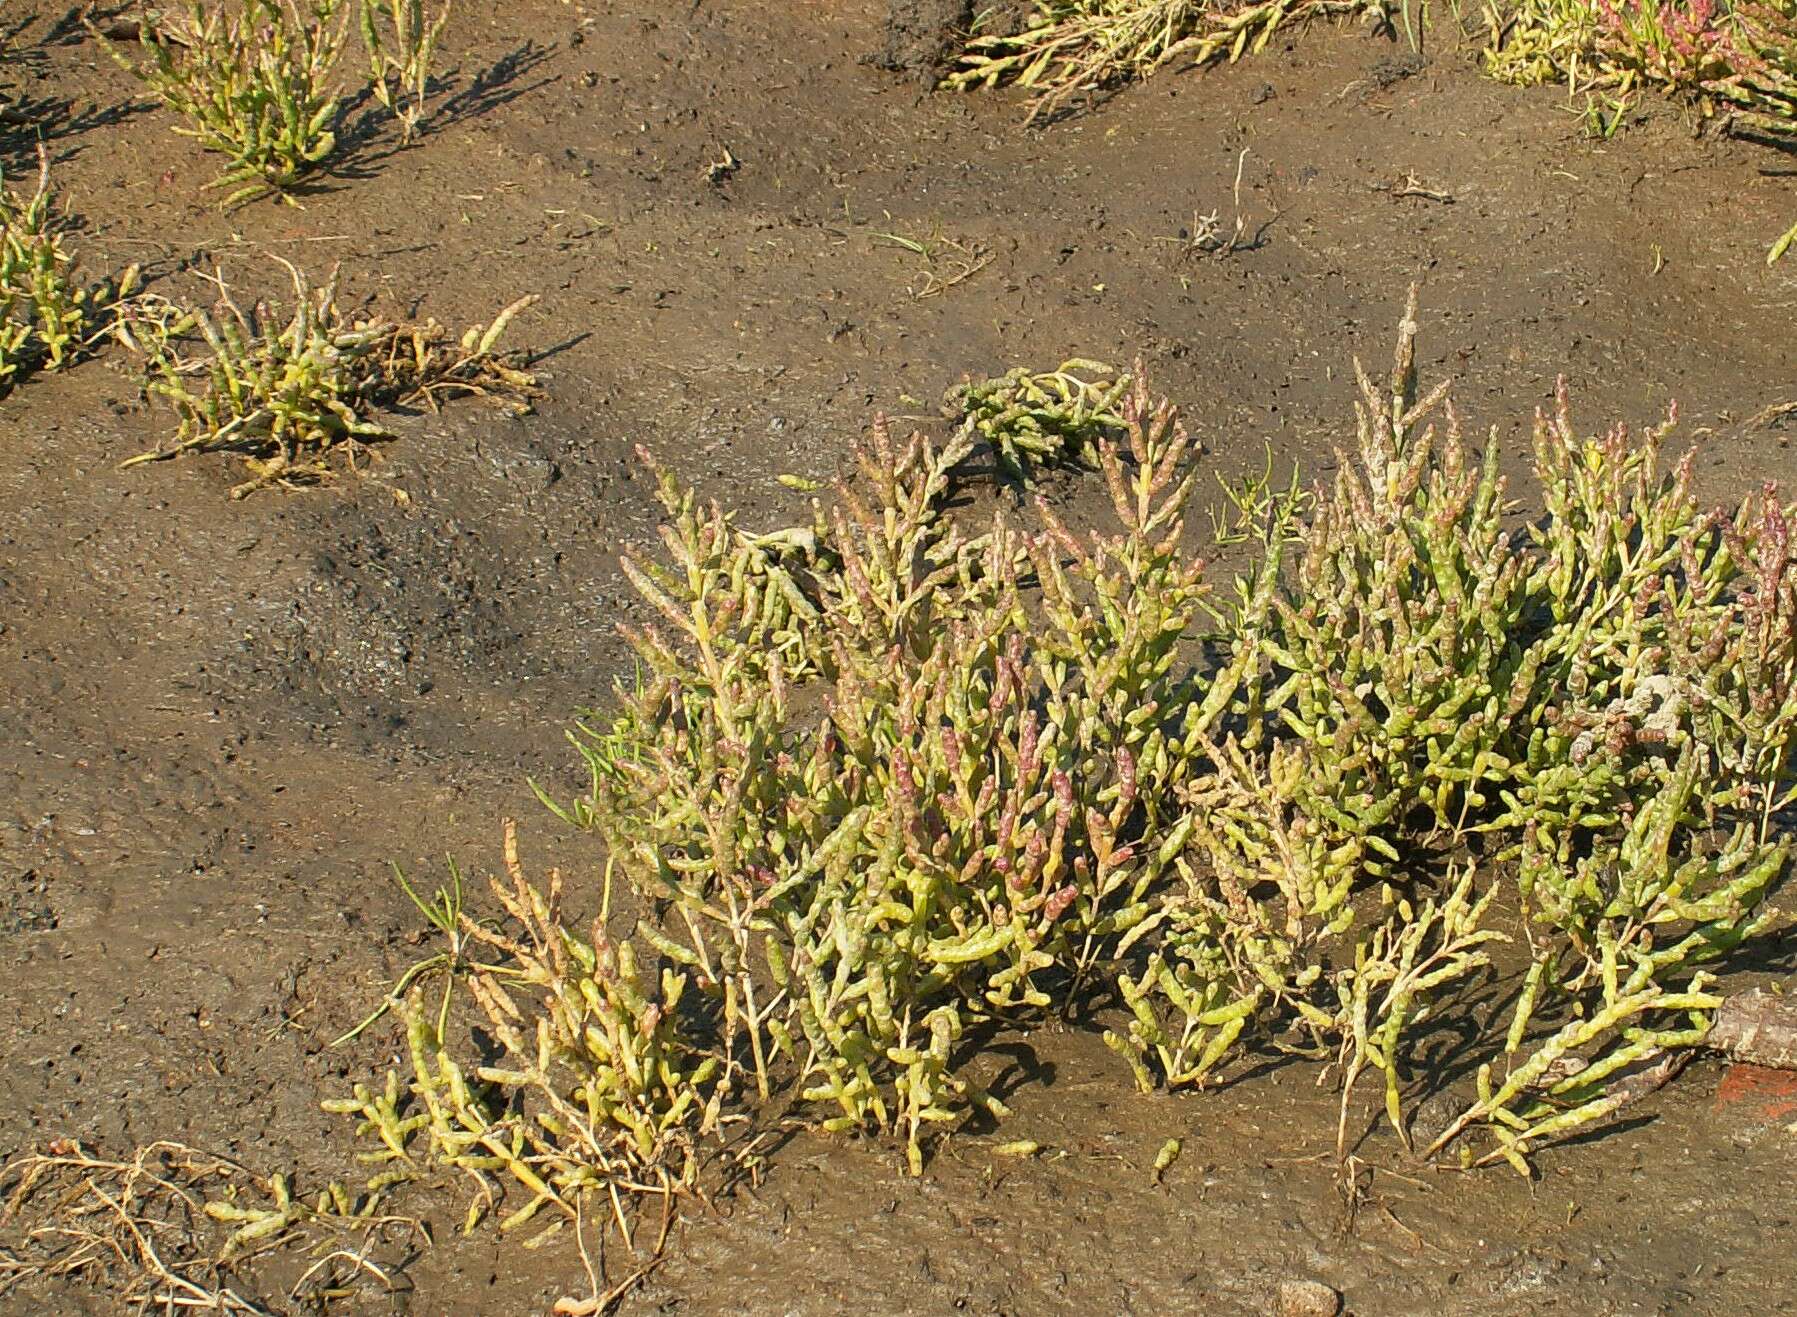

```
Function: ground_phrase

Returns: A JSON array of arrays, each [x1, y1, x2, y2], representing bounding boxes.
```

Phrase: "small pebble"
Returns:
[[1277, 1277, 1341, 1317]]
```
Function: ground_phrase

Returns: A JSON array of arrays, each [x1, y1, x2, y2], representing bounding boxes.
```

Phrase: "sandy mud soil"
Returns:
[[1, 0, 1795, 1311]]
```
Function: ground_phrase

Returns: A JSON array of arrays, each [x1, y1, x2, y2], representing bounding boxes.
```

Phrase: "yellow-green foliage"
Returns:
[[1119, 293, 1794, 1167], [0, 151, 136, 397], [1486, 0, 1797, 134], [948, 358, 1130, 483], [360, 0, 452, 143], [92, 0, 455, 203], [324, 824, 722, 1240], [1773, 218, 1797, 263], [122, 262, 535, 496], [334, 291, 1796, 1251], [95, 0, 352, 206], [1475, 0, 1794, 260], [0, 154, 80, 391]]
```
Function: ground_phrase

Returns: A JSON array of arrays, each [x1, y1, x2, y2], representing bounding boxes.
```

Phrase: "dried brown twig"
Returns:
[[1740, 401, 1797, 438], [1710, 988, 1797, 1069], [0, 1138, 424, 1312], [872, 229, 993, 300], [944, 0, 1381, 122], [1386, 172, 1454, 202]]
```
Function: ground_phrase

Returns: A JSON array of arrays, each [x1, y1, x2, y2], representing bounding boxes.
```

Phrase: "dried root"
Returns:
[[0, 1139, 425, 1312]]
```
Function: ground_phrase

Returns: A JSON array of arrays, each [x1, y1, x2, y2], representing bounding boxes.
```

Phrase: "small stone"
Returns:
[[486, 448, 558, 491], [1277, 1278, 1342, 1317]]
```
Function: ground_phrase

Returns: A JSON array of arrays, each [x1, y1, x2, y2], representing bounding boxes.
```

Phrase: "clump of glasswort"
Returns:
[[0, 149, 141, 397], [93, 0, 454, 206], [333, 288, 1795, 1257]]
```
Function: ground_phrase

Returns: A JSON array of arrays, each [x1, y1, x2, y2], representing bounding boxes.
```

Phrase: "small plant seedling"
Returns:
[[120, 259, 537, 496], [359, 0, 451, 143], [1580, 91, 1630, 139], [0, 147, 84, 391], [94, 0, 456, 203], [872, 227, 994, 299], [993, 1139, 1043, 1158], [93, 0, 353, 207], [1151, 1137, 1183, 1183], [332, 858, 469, 1046]]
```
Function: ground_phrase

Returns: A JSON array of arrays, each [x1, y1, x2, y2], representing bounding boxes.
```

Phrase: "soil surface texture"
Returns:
[[2, 0, 1795, 1313]]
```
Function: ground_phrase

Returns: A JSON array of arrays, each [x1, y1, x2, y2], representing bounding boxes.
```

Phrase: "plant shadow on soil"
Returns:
[[1, 0, 1796, 1313]]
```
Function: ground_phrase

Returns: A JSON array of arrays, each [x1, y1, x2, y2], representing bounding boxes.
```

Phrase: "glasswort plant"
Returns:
[[331, 288, 1796, 1263]]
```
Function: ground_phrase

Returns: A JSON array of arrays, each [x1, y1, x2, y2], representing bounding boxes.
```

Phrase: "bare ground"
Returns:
[[2, 0, 1796, 1311]]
